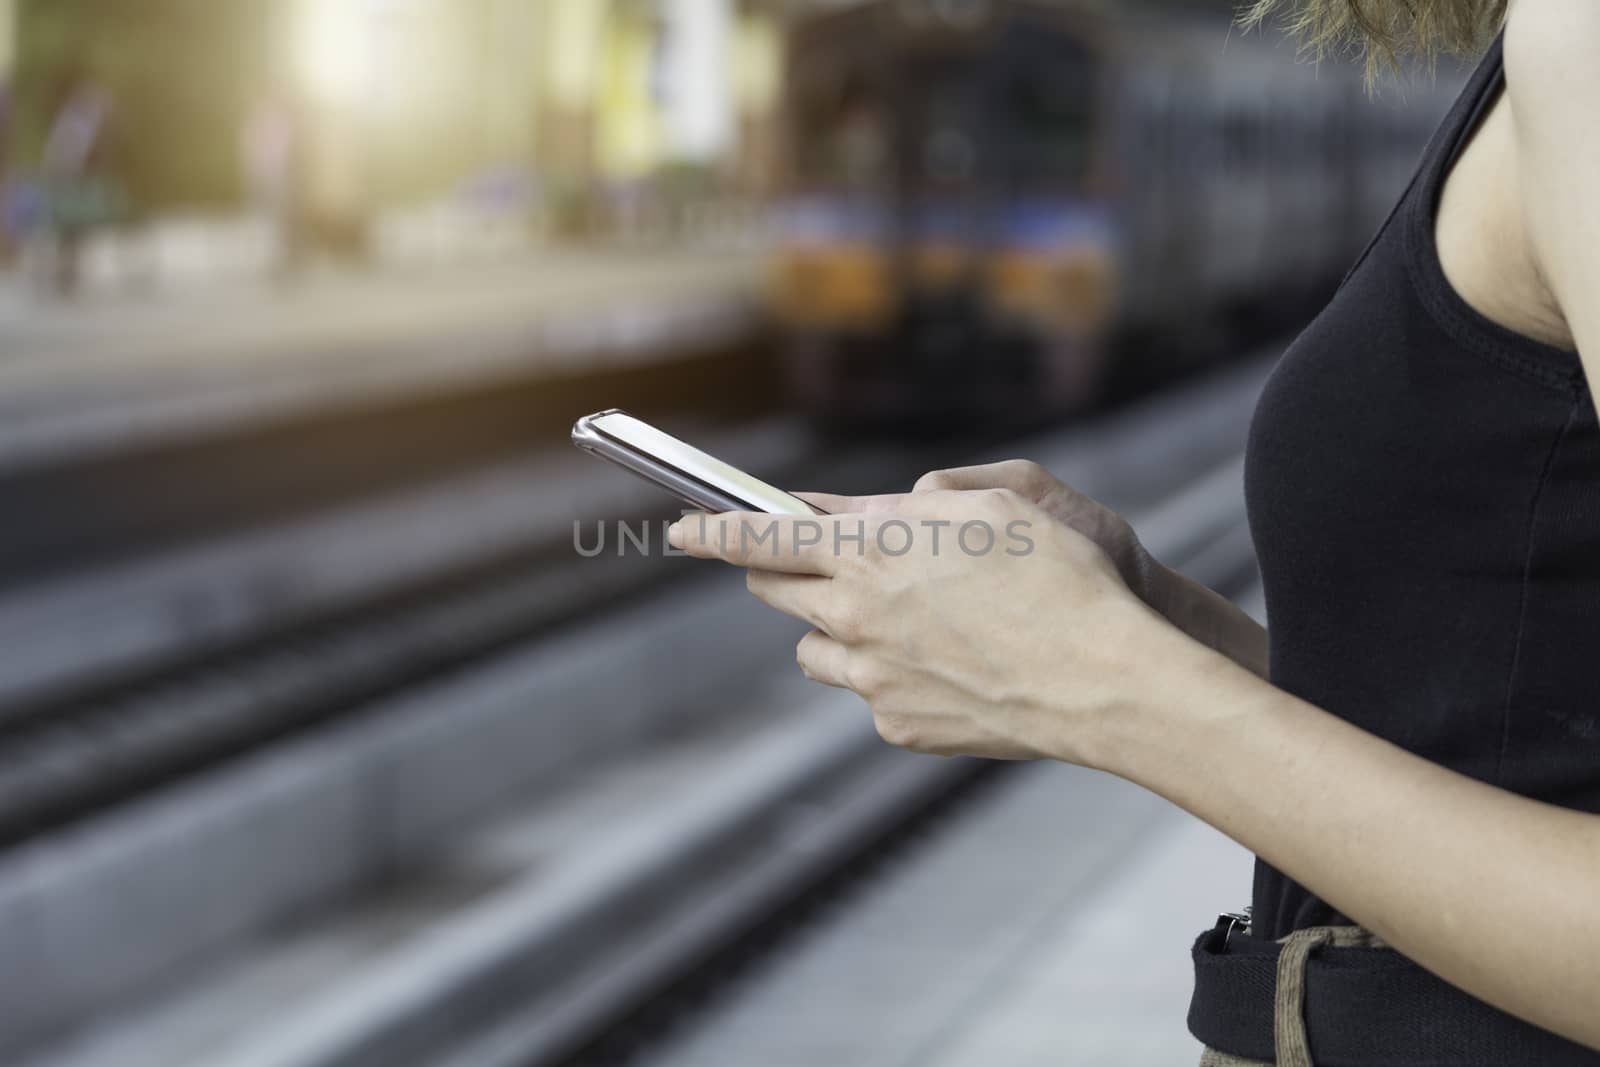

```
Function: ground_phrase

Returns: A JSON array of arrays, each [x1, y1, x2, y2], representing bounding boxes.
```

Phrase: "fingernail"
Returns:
[[667, 521, 683, 549]]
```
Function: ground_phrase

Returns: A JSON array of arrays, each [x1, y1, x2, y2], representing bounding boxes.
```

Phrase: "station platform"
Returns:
[[0, 244, 767, 473], [643, 782, 1253, 1067]]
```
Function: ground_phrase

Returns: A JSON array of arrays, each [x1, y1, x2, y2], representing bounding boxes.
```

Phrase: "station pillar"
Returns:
[[539, 0, 609, 182], [731, 4, 782, 196]]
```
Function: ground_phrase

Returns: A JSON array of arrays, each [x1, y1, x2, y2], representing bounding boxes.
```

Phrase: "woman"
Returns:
[[672, 0, 1600, 1063]]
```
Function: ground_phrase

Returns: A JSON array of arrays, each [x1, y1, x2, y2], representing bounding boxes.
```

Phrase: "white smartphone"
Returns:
[[572, 409, 825, 515]]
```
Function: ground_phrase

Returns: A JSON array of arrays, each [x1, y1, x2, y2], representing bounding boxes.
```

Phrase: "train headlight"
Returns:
[[771, 246, 895, 332], [987, 248, 1117, 337]]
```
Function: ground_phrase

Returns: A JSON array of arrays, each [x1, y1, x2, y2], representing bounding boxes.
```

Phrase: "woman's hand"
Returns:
[[668, 487, 1180, 765], [806, 460, 1165, 612], [807, 460, 1269, 677], [914, 460, 1160, 602], [911, 463, 1269, 675]]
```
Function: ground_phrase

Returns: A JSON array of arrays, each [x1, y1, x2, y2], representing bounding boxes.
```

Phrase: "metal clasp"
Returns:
[[1214, 907, 1252, 948]]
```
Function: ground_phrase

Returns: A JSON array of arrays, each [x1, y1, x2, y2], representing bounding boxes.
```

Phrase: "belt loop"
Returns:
[[1274, 926, 1388, 1067]]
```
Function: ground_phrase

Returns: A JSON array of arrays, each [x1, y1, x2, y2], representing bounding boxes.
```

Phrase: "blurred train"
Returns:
[[769, 0, 1453, 422]]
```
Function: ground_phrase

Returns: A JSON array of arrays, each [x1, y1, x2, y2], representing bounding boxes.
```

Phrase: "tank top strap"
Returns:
[[1333, 34, 1506, 294], [1415, 32, 1507, 205], [1399, 30, 1585, 391]]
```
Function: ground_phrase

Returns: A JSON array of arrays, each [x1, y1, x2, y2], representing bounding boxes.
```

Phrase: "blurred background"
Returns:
[[0, 2, 1456, 1065]]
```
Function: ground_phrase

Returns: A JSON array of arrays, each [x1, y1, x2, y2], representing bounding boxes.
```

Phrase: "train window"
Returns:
[[1002, 47, 1096, 192], [896, 0, 991, 31], [1165, 79, 1200, 166], [789, 74, 891, 192], [908, 65, 985, 191], [925, 127, 978, 184], [1222, 102, 1250, 175], [1125, 74, 1172, 179]]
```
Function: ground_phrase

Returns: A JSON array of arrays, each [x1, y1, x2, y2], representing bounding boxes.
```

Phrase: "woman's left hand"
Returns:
[[668, 488, 1181, 766]]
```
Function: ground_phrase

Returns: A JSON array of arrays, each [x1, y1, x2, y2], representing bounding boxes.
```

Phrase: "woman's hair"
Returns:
[[1243, 0, 1507, 73]]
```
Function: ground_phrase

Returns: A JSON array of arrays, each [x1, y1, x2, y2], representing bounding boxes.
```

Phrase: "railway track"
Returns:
[[0, 417, 918, 844], [6, 356, 1272, 1067], [0, 416, 986, 1060]]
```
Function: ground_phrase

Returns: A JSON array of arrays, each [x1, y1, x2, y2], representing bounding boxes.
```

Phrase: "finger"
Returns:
[[913, 459, 1053, 497], [669, 512, 845, 575], [794, 491, 909, 515], [796, 628, 852, 689], [746, 570, 833, 632]]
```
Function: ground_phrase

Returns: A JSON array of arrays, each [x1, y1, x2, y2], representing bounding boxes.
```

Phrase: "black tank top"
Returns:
[[1246, 34, 1600, 940]]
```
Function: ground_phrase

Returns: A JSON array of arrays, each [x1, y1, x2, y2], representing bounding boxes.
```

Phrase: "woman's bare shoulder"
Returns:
[[1503, 0, 1600, 118], [1502, 0, 1600, 370]]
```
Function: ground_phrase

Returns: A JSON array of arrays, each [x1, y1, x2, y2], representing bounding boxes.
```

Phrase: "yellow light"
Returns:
[[732, 14, 780, 115], [0, 0, 15, 78], [546, 0, 612, 109], [294, 0, 385, 110]]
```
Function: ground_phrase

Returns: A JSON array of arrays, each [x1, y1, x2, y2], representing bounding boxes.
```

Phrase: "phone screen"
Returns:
[[585, 412, 819, 516]]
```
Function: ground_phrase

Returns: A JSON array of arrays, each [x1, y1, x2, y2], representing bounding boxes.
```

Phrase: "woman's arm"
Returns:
[[1140, 561, 1269, 678], [1095, 629, 1600, 1051], [1134, 11, 1600, 1024], [1503, 0, 1600, 372], [675, 476, 1600, 1051], [675, 495, 1600, 1049], [1099, 9, 1600, 1039]]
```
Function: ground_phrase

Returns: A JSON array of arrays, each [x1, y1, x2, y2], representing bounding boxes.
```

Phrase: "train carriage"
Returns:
[[770, 0, 1450, 423]]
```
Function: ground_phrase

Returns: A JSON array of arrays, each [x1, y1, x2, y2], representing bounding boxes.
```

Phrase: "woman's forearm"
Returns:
[[1139, 558, 1270, 678], [1085, 634, 1600, 1051]]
